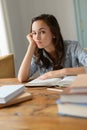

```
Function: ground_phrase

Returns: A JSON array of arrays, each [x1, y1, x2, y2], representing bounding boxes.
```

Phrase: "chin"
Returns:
[[37, 45, 44, 49], [38, 47, 43, 49]]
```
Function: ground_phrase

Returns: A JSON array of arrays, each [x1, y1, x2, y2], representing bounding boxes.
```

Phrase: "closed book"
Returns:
[[60, 93, 87, 104], [69, 74, 87, 93], [56, 100, 87, 118], [0, 85, 25, 104], [0, 91, 32, 108]]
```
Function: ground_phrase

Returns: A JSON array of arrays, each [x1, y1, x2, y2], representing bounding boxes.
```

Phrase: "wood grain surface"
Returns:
[[0, 78, 87, 130]]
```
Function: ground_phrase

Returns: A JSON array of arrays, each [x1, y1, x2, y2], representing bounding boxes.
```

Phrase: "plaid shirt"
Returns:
[[29, 40, 87, 77]]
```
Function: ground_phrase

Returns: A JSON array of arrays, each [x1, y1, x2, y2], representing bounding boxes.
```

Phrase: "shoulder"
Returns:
[[64, 40, 81, 52], [64, 40, 79, 48]]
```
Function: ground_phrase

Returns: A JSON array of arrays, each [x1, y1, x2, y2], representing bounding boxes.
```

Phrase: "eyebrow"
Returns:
[[32, 27, 46, 32], [39, 27, 46, 30]]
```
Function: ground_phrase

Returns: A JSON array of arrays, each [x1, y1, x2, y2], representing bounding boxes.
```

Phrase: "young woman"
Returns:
[[18, 14, 87, 82]]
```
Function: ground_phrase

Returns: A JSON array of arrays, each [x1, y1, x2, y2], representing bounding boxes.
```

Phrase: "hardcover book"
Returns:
[[56, 100, 87, 118], [69, 74, 87, 93], [0, 85, 25, 104], [59, 93, 87, 104], [0, 91, 32, 108]]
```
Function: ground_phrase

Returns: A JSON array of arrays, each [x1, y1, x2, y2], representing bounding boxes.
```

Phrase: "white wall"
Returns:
[[0, 0, 9, 55], [4, 0, 77, 76], [19, 0, 77, 40]]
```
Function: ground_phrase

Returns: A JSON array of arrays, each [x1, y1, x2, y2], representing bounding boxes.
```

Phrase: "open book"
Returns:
[[25, 76, 76, 87]]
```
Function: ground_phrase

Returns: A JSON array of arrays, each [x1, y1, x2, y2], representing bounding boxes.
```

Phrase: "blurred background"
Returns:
[[0, 0, 87, 76]]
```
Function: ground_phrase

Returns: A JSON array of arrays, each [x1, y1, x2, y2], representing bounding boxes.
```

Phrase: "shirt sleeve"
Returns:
[[74, 42, 87, 73]]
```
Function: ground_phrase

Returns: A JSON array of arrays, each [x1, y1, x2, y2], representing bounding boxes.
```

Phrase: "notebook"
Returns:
[[0, 84, 25, 104]]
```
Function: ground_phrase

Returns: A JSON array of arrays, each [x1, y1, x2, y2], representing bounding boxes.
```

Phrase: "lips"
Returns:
[[36, 41, 42, 44], [36, 41, 44, 48]]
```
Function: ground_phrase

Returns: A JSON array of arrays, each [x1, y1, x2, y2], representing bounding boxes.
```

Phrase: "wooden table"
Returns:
[[0, 78, 87, 130]]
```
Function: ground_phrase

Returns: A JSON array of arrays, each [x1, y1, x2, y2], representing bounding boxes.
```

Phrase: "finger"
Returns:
[[26, 34, 29, 41]]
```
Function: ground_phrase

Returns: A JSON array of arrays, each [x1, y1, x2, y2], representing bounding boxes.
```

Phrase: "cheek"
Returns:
[[45, 35, 53, 43]]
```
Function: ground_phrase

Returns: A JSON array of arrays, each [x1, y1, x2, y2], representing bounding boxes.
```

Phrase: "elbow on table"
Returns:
[[17, 75, 29, 83]]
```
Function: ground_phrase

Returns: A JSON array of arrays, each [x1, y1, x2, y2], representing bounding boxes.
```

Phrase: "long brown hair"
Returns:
[[30, 14, 65, 70]]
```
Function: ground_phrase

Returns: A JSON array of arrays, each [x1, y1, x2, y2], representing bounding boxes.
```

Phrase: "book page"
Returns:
[[57, 76, 77, 87], [25, 77, 61, 86], [25, 76, 77, 87]]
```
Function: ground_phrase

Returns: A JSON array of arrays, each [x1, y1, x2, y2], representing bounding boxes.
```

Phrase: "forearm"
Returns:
[[55, 67, 86, 78], [64, 67, 86, 76], [18, 44, 36, 82], [38, 67, 86, 80]]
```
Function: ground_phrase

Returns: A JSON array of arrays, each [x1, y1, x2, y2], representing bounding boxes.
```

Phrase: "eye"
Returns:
[[32, 32, 36, 35], [40, 31, 45, 34]]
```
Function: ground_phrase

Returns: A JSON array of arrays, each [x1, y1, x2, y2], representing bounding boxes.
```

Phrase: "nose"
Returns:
[[36, 33, 41, 40]]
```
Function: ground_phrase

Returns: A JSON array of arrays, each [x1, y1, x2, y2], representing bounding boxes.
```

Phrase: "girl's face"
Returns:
[[32, 20, 55, 51]]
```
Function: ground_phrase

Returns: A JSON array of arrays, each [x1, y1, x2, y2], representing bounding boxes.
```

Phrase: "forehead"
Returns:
[[32, 20, 50, 31]]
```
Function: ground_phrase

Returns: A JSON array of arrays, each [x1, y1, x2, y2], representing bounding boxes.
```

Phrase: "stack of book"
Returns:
[[0, 84, 32, 108], [56, 74, 87, 118]]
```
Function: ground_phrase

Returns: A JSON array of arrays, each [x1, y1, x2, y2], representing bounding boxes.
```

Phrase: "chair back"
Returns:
[[0, 54, 15, 78]]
